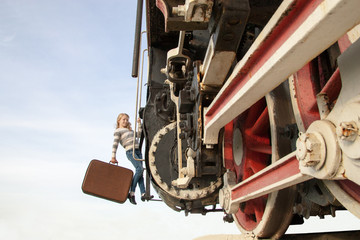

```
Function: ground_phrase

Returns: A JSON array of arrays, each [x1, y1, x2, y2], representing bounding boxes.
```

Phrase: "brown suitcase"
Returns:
[[82, 159, 133, 203]]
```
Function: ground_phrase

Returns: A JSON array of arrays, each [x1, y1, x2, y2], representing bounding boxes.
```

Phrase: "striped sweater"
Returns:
[[112, 127, 141, 158]]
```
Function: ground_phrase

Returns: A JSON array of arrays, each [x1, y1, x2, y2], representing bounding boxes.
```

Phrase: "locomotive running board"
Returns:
[[203, 0, 360, 144]]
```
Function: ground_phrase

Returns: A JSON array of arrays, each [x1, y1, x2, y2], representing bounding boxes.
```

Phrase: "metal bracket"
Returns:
[[173, 0, 213, 23], [161, 31, 192, 82], [156, 0, 212, 31], [166, 80, 196, 188]]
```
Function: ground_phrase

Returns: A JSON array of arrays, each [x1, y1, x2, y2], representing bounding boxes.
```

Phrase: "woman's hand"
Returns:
[[110, 158, 118, 164]]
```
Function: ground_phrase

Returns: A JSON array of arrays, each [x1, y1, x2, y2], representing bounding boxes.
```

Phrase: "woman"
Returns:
[[111, 113, 145, 205]]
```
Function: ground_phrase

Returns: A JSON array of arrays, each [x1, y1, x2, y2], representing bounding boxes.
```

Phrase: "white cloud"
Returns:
[[1, 33, 16, 43]]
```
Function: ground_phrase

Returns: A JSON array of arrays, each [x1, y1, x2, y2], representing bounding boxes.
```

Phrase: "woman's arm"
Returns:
[[111, 130, 120, 163]]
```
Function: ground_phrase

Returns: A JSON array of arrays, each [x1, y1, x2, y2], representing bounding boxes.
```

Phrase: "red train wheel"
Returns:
[[232, 99, 269, 231], [223, 83, 297, 238], [289, 36, 360, 218]]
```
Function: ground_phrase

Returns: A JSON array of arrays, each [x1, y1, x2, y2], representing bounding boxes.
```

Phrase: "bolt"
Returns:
[[206, 144, 214, 149], [172, 5, 185, 16], [223, 214, 234, 223], [179, 121, 186, 129], [293, 204, 304, 215], [296, 132, 325, 169], [296, 132, 308, 161], [179, 132, 186, 139], [336, 121, 358, 141], [160, 68, 167, 74]]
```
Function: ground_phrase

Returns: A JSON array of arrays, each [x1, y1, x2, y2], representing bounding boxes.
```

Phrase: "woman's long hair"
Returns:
[[116, 113, 132, 130]]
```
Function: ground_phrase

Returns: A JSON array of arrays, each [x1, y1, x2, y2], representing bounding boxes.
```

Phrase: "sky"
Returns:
[[0, 1, 359, 240]]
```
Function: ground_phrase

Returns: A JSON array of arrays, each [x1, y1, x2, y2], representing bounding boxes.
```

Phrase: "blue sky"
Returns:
[[0, 1, 359, 239]]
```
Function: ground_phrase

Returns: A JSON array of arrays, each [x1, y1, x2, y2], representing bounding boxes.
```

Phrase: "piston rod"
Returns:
[[220, 152, 312, 214]]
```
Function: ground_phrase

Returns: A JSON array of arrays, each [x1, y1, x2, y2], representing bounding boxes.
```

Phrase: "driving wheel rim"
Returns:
[[224, 82, 297, 238]]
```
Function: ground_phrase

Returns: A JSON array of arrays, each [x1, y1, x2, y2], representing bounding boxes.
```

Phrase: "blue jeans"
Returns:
[[126, 149, 145, 194]]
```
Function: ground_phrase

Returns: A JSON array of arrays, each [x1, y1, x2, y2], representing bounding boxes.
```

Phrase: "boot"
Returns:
[[128, 193, 137, 205], [141, 193, 154, 202]]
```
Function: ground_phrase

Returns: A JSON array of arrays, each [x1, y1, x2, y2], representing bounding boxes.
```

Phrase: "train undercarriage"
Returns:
[[134, 0, 360, 238]]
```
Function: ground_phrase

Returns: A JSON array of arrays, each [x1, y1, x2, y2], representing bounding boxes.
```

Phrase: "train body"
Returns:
[[135, 0, 360, 238]]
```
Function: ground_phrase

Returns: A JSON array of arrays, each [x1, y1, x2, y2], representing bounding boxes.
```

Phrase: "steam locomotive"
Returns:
[[133, 0, 360, 238]]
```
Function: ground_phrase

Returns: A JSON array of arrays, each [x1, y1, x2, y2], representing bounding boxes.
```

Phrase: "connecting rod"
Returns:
[[203, 0, 360, 144], [219, 152, 312, 214]]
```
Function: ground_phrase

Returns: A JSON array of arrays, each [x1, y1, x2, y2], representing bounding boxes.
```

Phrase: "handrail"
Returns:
[[133, 45, 148, 161], [132, 41, 155, 201]]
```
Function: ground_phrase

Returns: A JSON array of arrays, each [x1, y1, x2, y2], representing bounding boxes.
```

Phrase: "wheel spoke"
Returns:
[[249, 107, 269, 136], [253, 198, 265, 223], [244, 134, 271, 154], [246, 152, 268, 174]]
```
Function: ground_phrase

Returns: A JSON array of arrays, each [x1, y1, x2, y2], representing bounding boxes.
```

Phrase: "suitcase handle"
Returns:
[[109, 161, 118, 165]]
